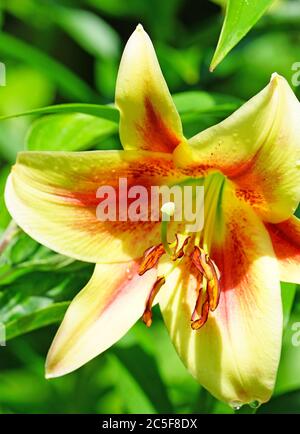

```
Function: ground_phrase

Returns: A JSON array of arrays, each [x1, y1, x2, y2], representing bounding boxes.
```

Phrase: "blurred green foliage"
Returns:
[[0, 0, 299, 414]]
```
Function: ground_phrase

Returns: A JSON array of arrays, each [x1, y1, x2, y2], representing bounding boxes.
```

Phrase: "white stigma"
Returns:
[[161, 201, 175, 217]]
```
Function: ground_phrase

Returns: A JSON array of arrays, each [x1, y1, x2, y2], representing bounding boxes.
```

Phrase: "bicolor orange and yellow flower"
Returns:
[[5, 24, 300, 407]]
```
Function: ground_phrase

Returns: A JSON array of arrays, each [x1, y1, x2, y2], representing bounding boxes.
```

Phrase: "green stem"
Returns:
[[160, 216, 172, 256]]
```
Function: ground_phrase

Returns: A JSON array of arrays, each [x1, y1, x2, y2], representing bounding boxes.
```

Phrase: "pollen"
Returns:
[[138, 243, 165, 275], [139, 233, 191, 327], [191, 246, 221, 329], [139, 237, 221, 329]]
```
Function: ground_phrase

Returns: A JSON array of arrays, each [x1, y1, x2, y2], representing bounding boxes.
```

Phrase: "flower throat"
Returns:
[[138, 173, 225, 330]]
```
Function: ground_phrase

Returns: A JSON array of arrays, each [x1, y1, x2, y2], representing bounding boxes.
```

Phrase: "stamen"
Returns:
[[142, 276, 166, 327], [211, 259, 221, 280], [191, 246, 221, 328], [139, 244, 165, 275], [206, 257, 221, 311], [191, 291, 209, 330], [172, 234, 191, 260], [191, 246, 213, 281], [191, 277, 203, 321]]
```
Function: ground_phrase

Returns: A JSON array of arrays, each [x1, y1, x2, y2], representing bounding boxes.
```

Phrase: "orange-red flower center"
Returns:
[[139, 238, 221, 329]]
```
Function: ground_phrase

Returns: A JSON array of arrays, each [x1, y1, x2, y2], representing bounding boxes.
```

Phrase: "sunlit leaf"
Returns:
[[53, 6, 121, 59], [6, 231, 39, 265], [26, 113, 118, 151], [0, 228, 91, 286], [173, 90, 242, 116], [0, 33, 97, 101], [112, 345, 173, 413], [281, 282, 297, 329], [87, 0, 147, 18], [0, 103, 119, 123], [173, 90, 242, 137], [0, 67, 54, 115], [211, 0, 275, 71], [0, 66, 55, 161], [94, 58, 119, 100], [274, 300, 300, 396], [121, 314, 200, 413], [5, 302, 70, 340], [0, 165, 11, 233]]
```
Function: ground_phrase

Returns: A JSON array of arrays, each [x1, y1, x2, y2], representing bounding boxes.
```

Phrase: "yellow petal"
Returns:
[[174, 74, 300, 223], [5, 150, 184, 263], [159, 185, 282, 405], [46, 261, 157, 378], [115, 25, 184, 153], [265, 216, 300, 284]]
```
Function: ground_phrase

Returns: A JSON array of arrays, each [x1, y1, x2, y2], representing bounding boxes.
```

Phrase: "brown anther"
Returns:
[[191, 278, 203, 321], [142, 276, 166, 327], [191, 246, 213, 281], [139, 244, 165, 275], [211, 259, 221, 280], [172, 234, 191, 261], [191, 291, 209, 330], [206, 257, 221, 311], [191, 246, 221, 328]]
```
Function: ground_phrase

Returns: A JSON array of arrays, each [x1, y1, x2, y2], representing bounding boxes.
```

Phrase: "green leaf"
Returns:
[[0, 165, 11, 233], [158, 44, 202, 87], [120, 314, 200, 413], [26, 113, 118, 152], [105, 354, 155, 413], [5, 301, 70, 340], [258, 390, 300, 414], [211, 0, 275, 71], [281, 282, 297, 330], [0, 103, 119, 123], [173, 91, 242, 137], [0, 66, 55, 162], [0, 66, 54, 116], [0, 227, 92, 286], [6, 231, 39, 265], [274, 298, 300, 396], [53, 6, 120, 60], [94, 58, 119, 100], [87, 0, 147, 18], [112, 345, 173, 413], [0, 32, 97, 102], [173, 90, 242, 116]]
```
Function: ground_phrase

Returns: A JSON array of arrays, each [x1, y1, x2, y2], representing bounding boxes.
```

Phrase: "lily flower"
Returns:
[[5, 24, 300, 407]]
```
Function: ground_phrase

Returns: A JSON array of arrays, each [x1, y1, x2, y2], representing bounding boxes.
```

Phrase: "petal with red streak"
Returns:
[[115, 25, 184, 153], [159, 185, 282, 404], [265, 216, 300, 284], [46, 261, 157, 378], [5, 150, 185, 263], [174, 74, 300, 223]]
